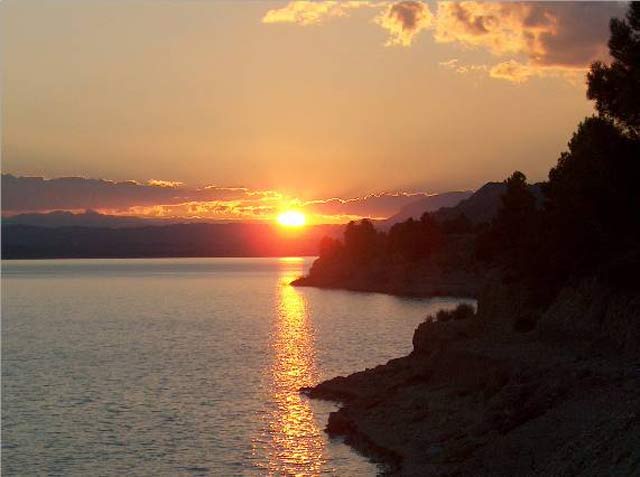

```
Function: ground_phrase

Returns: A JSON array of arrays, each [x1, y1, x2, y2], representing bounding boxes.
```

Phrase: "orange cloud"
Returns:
[[439, 58, 488, 75], [263, 1, 433, 46], [262, 1, 624, 83], [432, 2, 619, 83], [3, 173, 451, 224], [374, 1, 433, 46], [487, 59, 585, 84], [262, 1, 373, 26], [433, 2, 553, 58], [147, 179, 184, 188], [488, 59, 534, 84]]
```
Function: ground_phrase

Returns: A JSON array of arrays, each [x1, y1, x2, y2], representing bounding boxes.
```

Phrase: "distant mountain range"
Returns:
[[381, 182, 543, 228], [2, 188, 478, 230], [1, 182, 543, 258], [2, 210, 162, 228], [1, 223, 345, 259], [381, 191, 473, 227], [434, 182, 543, 224]]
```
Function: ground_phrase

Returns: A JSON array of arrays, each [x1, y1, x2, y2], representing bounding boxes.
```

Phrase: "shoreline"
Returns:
[[291, 274, 481, 301], [301, 280, 640, 476]]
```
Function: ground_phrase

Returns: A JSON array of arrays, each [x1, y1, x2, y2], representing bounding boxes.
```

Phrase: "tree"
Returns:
[[543, 116, 640, 277], [587, 2, 640, 138], [318, 236, 343, 259], [343, 219, 380, 264], [493, 171, 537, 252], [441, 212, 473, 235], [474, 171, 540, 283], [387, 212, 442, 262]]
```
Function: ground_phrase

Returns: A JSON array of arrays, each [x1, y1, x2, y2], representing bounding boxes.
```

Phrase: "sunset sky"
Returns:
[[1, 1, 626, 223]]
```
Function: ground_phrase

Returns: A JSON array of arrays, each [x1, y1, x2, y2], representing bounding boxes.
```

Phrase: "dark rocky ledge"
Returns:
[[292, 268, 482, 300], [302, 280, 640, 476]]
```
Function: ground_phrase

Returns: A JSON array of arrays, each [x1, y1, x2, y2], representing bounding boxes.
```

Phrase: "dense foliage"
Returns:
[[484, 2, 640, 304], [314, 212, 459, 270], [309, 3, 640, 308], [587, 2, 640, 138]]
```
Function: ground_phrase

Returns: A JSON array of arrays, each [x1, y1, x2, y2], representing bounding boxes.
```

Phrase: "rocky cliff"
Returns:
[[304, 278, 640, 476]]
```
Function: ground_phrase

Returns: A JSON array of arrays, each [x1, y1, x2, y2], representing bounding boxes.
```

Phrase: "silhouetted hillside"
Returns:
[[3, 210, 162, 228], [1, 223, 344, 259], [435, 182, 543, 225], [382, 191, 472, 227]]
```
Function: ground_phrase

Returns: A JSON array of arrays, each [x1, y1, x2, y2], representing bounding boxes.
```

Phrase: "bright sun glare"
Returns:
[[277, 211, 306, 228]]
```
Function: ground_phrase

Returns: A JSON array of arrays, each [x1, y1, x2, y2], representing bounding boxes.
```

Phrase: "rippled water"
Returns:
[[2, 258, 474, 476]]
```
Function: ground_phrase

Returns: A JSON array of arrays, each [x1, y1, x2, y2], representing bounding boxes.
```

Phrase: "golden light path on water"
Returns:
[[257, 257, 328, 475]]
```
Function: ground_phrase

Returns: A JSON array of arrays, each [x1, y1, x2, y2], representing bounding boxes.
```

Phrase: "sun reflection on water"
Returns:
[[255, 259, 328, 476]]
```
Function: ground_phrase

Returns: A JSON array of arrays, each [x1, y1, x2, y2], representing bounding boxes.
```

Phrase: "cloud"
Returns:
[[1, 173, 444, 223], [262, 1, 373, 26], [488, 59, 535, 84], [302, 192, 434, 218], [439, 58, 488, 75], [262, 1, 625, 83], [147, 179, 184, 188], [1, 174, 270, 214], [433, 1, 624, 82], [433, 2, 552, 57], [374, 1, 433, 46]]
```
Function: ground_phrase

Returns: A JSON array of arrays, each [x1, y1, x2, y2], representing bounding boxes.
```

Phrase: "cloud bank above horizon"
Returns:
[[1, 173, 457, 224]]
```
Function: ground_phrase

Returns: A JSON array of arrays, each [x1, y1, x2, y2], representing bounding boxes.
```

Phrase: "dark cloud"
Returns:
[[0, 174, 252, 213], [1, 173, 457, 222], [435, 1, 626, 82], [534, 2, 626, 68], [375, 1, 433, 46], [390, 1, 425, 31]]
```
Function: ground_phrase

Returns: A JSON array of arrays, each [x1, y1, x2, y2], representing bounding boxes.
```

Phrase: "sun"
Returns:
[[277, 210, 306, 227]]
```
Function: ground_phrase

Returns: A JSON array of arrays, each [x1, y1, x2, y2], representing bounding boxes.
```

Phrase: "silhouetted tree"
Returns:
[[318, 236, 343, 259], [495, 172, 536, 246], [587, 2, 640, 138], [477, 172, 536, 261], [387, 212, 442, 262], [542, 116, 640, 280], [305, 3, 640, 312], [419, 211, 443, 254], [343, 219, 380, 264], [440, 212, 473, 235]]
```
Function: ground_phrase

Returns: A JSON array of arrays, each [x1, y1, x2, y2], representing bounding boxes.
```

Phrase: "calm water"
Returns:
[[2, 258, 474, 476]]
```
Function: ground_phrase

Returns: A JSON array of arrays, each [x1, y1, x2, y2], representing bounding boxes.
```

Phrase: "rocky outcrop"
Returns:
[[304, 279, 640, 476], [292, 235, 483, 299], [539, 277, 640, 355], [293, 262, 482, 299]]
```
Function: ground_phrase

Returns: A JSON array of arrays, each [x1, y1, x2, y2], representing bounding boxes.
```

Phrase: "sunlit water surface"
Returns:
[[2, 258, 474, 476]]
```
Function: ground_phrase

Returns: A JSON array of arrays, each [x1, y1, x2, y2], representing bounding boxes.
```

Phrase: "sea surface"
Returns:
[[2, 258, 475, 476]]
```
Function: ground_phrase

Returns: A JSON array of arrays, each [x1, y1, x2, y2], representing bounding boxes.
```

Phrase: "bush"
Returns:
[[433, 303, 476, 322]]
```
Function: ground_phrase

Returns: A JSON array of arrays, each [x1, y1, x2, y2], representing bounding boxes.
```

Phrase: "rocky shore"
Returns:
[[292, 265, 482, 299], [302, 279, 640, 476]]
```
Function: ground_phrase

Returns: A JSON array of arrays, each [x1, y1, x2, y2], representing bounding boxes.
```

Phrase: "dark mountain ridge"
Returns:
[[382, 191, 473, 227], [434, 182, 543, 225], [2, 210, 161, 228], [1, 223, 344, 259]]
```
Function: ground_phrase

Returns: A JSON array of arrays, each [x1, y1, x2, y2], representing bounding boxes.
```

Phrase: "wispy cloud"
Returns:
[[147, 179, 184, 188], [262, 1, 375, 26], [439, 58, 488, 75]]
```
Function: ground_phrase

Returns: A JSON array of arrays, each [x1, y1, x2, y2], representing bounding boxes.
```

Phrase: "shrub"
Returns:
[[433, 303, 476, 322]]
